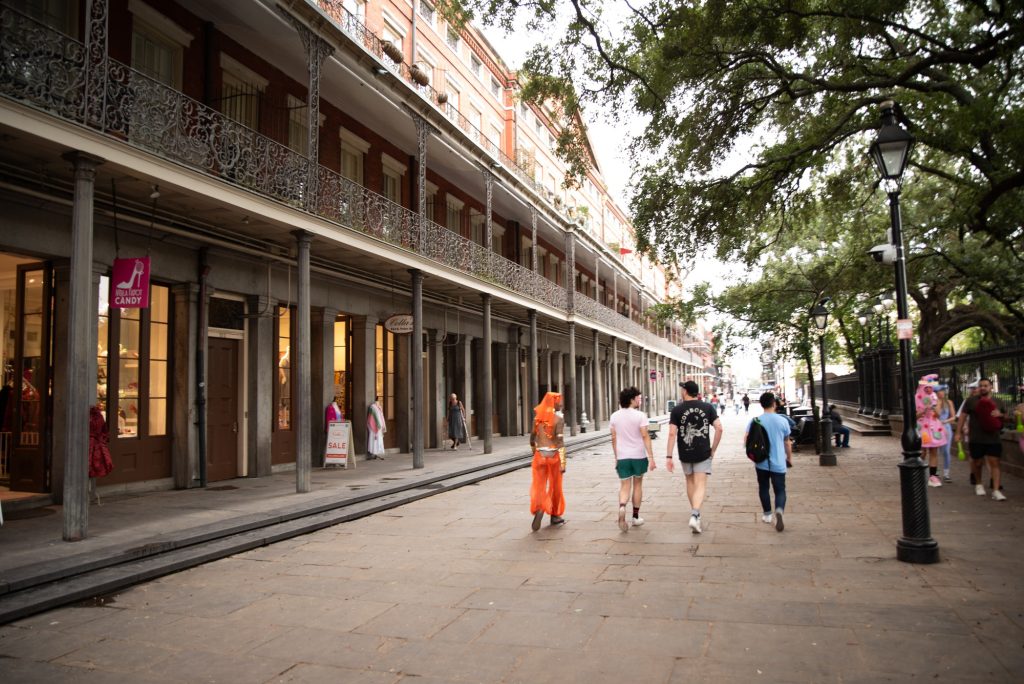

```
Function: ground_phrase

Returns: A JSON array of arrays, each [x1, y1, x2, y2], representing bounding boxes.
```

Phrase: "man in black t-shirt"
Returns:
[[666, 381, 723, 534]]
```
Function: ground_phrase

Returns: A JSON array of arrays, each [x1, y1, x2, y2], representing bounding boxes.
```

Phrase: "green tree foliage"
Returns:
[[450, 0, 1024, 341]]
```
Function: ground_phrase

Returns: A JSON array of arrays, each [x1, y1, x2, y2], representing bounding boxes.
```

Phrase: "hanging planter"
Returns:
[[410, 64, 430, 86], [437, 92, 449, 105], [382, 41, 403, 63]]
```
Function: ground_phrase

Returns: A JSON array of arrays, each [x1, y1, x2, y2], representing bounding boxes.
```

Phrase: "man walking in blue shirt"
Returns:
[[746, 392, 793, 532]]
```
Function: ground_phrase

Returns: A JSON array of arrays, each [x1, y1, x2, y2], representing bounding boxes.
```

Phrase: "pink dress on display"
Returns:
[[915, 375, 947, 448]]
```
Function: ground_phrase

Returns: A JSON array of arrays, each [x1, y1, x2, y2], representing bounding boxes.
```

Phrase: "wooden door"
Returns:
[[8, 263, 52, 493], [206, 337, 239, 482]]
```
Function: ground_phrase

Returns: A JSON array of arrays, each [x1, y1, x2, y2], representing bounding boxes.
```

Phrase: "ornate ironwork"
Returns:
[[84, 0, 108, 126], [315, 0, 547, 198], [483, 167, 493, 251], [564, 230, 575, 312], [0, 7, 86, 120], [0, 4, 690, 358], [530, 205, 538, 274]]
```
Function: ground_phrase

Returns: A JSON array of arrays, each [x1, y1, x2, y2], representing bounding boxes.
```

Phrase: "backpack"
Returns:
[[975, 396, 1002, 433], [746, 418, 771, 463]]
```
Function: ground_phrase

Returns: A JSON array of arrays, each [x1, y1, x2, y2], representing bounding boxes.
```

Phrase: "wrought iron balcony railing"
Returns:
[[316, 0, 549, 199], [0, 4, 684, 355]]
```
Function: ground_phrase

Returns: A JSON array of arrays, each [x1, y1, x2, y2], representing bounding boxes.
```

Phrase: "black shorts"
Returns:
[[968, 442, 1002, 459]]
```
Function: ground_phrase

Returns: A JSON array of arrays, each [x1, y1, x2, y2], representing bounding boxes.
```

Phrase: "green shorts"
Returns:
[[616, 458, 649, 480]]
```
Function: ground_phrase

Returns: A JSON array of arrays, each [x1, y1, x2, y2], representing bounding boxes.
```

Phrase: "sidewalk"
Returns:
[[0, 426, 614, 590], [0, 409, 1021, 682]]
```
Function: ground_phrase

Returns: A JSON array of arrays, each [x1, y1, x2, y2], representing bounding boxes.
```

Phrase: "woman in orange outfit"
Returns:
[[530, 391, 567, 530]]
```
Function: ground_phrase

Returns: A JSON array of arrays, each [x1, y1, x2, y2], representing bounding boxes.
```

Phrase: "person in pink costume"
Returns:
[[916, 374, 948, 487]]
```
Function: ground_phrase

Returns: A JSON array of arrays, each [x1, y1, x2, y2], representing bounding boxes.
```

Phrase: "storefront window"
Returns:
[[333, 315, 351, 416], [97, 279, 110, 420], [375, 324, 395, 420], [96, 277, 170, 438], [148, 285, 169, 436], [117, 308, 141, 438], [277, 306, 291, 429]]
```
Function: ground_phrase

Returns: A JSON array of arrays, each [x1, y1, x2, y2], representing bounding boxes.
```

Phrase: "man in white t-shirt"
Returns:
[[609, 386, 656, 532]]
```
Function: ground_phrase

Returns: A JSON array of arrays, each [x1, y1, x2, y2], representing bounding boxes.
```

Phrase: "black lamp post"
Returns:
[[869, 100, 939, 564], [812, 299, 836, 466]]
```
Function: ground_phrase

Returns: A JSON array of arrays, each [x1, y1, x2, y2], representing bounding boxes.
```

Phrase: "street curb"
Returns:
[[0, 435, 609, 624]]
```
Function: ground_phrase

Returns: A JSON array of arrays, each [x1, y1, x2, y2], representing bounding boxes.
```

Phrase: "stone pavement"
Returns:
[[1, 408, 1022, 683], [0, 429, 609, 582]]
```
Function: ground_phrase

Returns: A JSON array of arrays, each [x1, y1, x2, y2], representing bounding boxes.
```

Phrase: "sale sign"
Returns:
[[111, 257, 151, 308], [324, 420, 352, 467]]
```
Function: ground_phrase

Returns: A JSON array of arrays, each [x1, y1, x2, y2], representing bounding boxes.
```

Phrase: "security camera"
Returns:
[[868, 243, 897, 265]]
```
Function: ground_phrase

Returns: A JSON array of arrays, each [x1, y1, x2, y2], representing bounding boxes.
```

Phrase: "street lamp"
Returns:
[[811, 299, 836, 466], [869, 100, 939, 564]]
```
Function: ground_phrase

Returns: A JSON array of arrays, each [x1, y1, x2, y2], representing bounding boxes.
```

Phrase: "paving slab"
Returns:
[[1, 408, 1023, 682]]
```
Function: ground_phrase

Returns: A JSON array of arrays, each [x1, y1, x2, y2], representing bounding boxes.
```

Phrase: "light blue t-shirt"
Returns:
[[748, 412, 791, 473]]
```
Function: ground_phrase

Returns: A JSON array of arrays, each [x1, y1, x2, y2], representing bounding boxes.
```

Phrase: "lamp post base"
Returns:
[[819, 421, 836, 466], [896, 456, 940, 564]]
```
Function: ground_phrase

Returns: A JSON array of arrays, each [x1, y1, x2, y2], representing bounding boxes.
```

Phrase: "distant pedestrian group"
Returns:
[[529, 381, 799, 537]]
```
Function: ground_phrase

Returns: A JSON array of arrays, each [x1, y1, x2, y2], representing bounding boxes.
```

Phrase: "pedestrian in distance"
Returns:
[[609, 387, 656, 532], [955, 378, 1008, 500], [444, 393, 468, 450], [742, 393, 750, 413], [529, 391, 567, 530], [366, 395, 386, 460], [666, 380, 722, 534], [747, 392, 792, 531], [916, 374, 948, 488], [935, 385, 956, 482]]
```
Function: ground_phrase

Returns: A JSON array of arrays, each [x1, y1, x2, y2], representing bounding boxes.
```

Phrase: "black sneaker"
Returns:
[[775, 510, 785, 532], [531, 509, 544, 531], [550, 516, 567, 526]]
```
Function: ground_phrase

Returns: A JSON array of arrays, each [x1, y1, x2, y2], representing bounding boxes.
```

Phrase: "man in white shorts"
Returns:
[[608, 387, 656, 531], [666, 381, 723, 534]]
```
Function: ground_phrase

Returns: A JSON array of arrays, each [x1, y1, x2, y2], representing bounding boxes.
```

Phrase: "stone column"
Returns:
[[625, 341, 633, 391], [351, 315, 376, 460], [495, 341, 511, 436], [544, 349, 553, 394], [481, 293, 493, 453], [460, 335, 474, 435], [289, 17, 332, 209], [60, 152, 103, 541], [294, 231, 312, 493], [566, 322, 577, 436], [311, 307, 337, 467], [528, 310, 538, 408], [554, 349, 563, 395], [592, 330, 601, 430], [411, 269, 424, 467], [428, 329, 444, 448], [395, 332, 410, 452], [246, 294, 275, 477]]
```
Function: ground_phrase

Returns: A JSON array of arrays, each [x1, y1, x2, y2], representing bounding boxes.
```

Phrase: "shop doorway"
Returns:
[[1, 258, 53, 494], [206, 337, 241, 481]]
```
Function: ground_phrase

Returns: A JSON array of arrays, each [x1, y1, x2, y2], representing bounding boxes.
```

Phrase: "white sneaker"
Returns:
[[975, 484, 987, 496], [618, 505, 628, 532], [761, 513, 773, 524], [688, 514, 702, 534], [993, 490, 1007, 501], [928, 475, 942, 488], [631, 516, 645, 527]]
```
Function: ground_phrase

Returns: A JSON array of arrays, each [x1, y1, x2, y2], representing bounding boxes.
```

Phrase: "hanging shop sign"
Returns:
[[324, 420, 352, 467], [384, 313, 414, 334], [111, 257, 151, 308], [650, 370, 658, 381]]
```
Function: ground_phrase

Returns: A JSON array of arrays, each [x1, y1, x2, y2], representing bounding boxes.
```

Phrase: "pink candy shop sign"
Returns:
[[111, 257, 151, 308]]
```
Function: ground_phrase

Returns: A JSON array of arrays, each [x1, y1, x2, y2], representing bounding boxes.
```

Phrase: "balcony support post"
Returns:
[[289, 16, 333, 210]]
